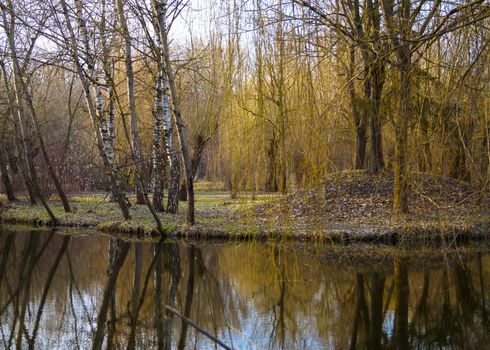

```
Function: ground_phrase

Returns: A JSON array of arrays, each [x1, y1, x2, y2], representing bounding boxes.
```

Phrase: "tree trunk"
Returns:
[[62, 0, 130, 220], [162, 78, 180, 213], [190, 135, 207, 179], [152, 77, 165, 211], [154, 0, 195, 224], [3, 1, 70, 212], [115, 0, 145, 205], [367, 0, 385, 173], [277, 1, 287, 194], [0, 141, 16, 201], [23, 78, 71, 212], [5, 104, 36, 204], [99, 0, 118, 204], [149, 4, 181, 213], [392, 0, 411, 216], [369, 68, 385, 173], [348, 46, 367, 169], [1, 19, 35, 205], [111, 0, 168, 234], [266, 134, 279, 192], [1, 7, 56, 223], [165, 65, 194, 219], [481, 120, 489, 186], [179, 182, 187, 201]]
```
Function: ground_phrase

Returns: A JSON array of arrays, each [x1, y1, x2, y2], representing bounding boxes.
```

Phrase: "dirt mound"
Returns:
[[263, 171, 489, 227]]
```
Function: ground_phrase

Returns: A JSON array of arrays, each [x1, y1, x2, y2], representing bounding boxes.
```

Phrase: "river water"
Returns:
[[1, 227, 489, 349]]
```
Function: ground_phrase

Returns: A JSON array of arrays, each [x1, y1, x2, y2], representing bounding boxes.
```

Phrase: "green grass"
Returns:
[[1, 187, 488, 243], [0, 190, 271, 237]]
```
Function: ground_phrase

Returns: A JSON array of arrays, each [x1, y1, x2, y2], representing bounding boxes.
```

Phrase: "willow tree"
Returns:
[[381, 0, 489, 214]]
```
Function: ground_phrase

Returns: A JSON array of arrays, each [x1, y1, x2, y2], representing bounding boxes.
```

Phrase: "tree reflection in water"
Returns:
[[1, 228, 490, 349]]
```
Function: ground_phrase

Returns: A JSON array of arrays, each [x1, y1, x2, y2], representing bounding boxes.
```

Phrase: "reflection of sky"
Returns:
[[173, 297, 327, 350], [383, 310, 395, 339], [20, 288, 98, 349]]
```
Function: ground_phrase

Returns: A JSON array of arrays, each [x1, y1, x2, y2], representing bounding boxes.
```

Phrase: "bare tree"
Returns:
[[152, 0, 195, 224]]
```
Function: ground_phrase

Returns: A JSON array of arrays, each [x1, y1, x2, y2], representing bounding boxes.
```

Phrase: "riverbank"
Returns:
[[0, 173, 489, 243], [0, 190, 277, 239]]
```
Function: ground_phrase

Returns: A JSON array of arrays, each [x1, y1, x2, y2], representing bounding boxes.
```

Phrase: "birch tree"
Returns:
[[59, 0, 130, 219], [151, 73, 166, 211], [152, 0, 195, 224]]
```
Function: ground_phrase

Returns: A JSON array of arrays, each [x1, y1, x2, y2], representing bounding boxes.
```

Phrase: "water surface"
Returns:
[[1, 227, 490, 349]]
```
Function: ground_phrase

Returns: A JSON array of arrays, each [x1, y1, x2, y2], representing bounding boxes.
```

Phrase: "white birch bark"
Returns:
[[152, 74, 165, 211], [151, 0, 180, 213], [156, 0, 195, 223], [162, 75, 181, 213], [61, 0, 130, 219], [74, 0, 115, 168]]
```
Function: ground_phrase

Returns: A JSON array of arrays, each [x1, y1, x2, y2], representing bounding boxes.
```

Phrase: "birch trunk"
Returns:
[[162, 78, 181, 213], [150, 1, 180, 214], [62, 0, 130, 220], [152, 75, 165, 211], [99, 0, 118, 202], [152, 0, 195, 223], [114, 0, 167, 234]]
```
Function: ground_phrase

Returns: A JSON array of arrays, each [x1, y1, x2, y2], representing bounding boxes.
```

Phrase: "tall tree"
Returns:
[[0, 3, 57, 222], [152, 0, 195, 224], [59, 0, 130, 219]]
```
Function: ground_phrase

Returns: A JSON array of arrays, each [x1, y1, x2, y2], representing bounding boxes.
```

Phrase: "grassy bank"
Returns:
[[0, 175, 489, 244], [0, 190, 276, 239]]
